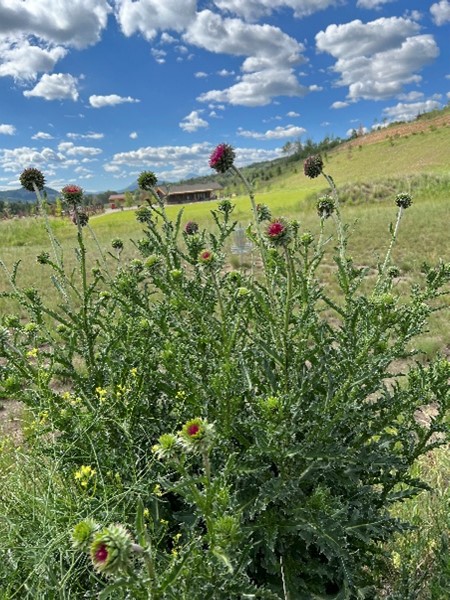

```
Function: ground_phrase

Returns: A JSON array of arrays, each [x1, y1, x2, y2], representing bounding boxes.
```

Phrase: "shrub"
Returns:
[[0, 152, 449, 598]]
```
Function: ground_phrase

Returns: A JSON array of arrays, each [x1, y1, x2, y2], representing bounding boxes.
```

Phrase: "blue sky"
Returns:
[[0, 0, 449, 192]]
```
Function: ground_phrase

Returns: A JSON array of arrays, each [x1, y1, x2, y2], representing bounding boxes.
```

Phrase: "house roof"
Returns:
[[157, 182, 222, 196]]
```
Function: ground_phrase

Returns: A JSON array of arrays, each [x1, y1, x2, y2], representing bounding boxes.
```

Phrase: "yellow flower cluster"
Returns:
[[74, 465, 96, 488]]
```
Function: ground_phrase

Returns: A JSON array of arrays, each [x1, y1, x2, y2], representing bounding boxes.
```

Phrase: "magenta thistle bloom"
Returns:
[[186, 422, 200, 437], [95, 543, 108, 563], [265, 219, 291, 246], [184, 221, 199, 235], [61, 184, 83, 205], [20, 168, 46, 192], [178, 417, 215, 452], [198, 249, 213, 264], [209, 143, 235, 173], [267, 221, 285, 238], [304, 155, 324, 179]]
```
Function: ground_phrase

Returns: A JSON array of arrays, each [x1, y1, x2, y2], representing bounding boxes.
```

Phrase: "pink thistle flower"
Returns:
[[186, 422, 200, 437], [61, 184, 83, 205], [198, 249, 213, 264], [209, 143, 235, 173], [265, 219, 291, 246], [267, 221, 285, 238]]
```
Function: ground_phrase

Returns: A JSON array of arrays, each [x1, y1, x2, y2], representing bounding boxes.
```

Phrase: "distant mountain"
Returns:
[[0, 186, 60, 202]]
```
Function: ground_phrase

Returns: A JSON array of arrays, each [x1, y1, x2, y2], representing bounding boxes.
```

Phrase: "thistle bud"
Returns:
[[184, 221, 199, 235], [304, 155, 323, 179], [138, 171, 158, 190], [111, 238, 124, 250], [72, 519, 100, 552], [20, 168, 45, 192], [395, 193, 412, 209], [316, 196, 335, 219], [90, 524, 133, 576]]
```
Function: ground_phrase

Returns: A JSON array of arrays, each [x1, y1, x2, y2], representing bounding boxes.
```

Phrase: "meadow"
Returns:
[[0, 116, 449, 598]]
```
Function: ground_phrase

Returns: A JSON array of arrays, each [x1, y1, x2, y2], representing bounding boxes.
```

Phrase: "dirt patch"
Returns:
[[342, 113, 450, 149], [0, 399, 24, 444]]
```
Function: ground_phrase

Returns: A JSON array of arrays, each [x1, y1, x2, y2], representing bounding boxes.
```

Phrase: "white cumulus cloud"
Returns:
[[115, 0, 197, 40], [130, 131, 138, 139], [212, 1, 343, 21], [67, 132, 104, 139], [186, 10, 307, 107], [356, 0, 396, 8], [0, 39, 67, 81], [382, 99, 442, 122], [0, 0, 111, 49], [89, 94, 140, 108], [23, 73, 79, 101], [0, 124, 16, 135], [32, 131, 54, 140], [179, 110, 209, 133], [57, 142, 102, 156], [237, 124, 306, 139], [316, 17, 439, 101], [430, 1, 450, 25]]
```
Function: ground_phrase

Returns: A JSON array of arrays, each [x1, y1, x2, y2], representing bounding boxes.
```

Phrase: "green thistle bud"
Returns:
[[36, 251, 50, 265], [300, 232, 314, 246], [170, 269, 183, 280], [138, 171, 158, 191], [3, 315, 20, 328], [316, 196, 335, 219], [237, 287, 250, 297], [20, 168, 45, 192], [387, 266, 400, 278], [218, 198, 234, 214], [111, 238, 124, 250], [395, 193, 412, 209], [90, 524, 133, 576], [152, 433, 178, 460], [145, 254, 161, 269], [72, 519, 100, 552], [136, 205, 153, 224], [256, 203, 271, 222]]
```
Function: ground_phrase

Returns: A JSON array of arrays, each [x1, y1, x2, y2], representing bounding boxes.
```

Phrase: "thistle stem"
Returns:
[[376, 206, 404, 293]]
